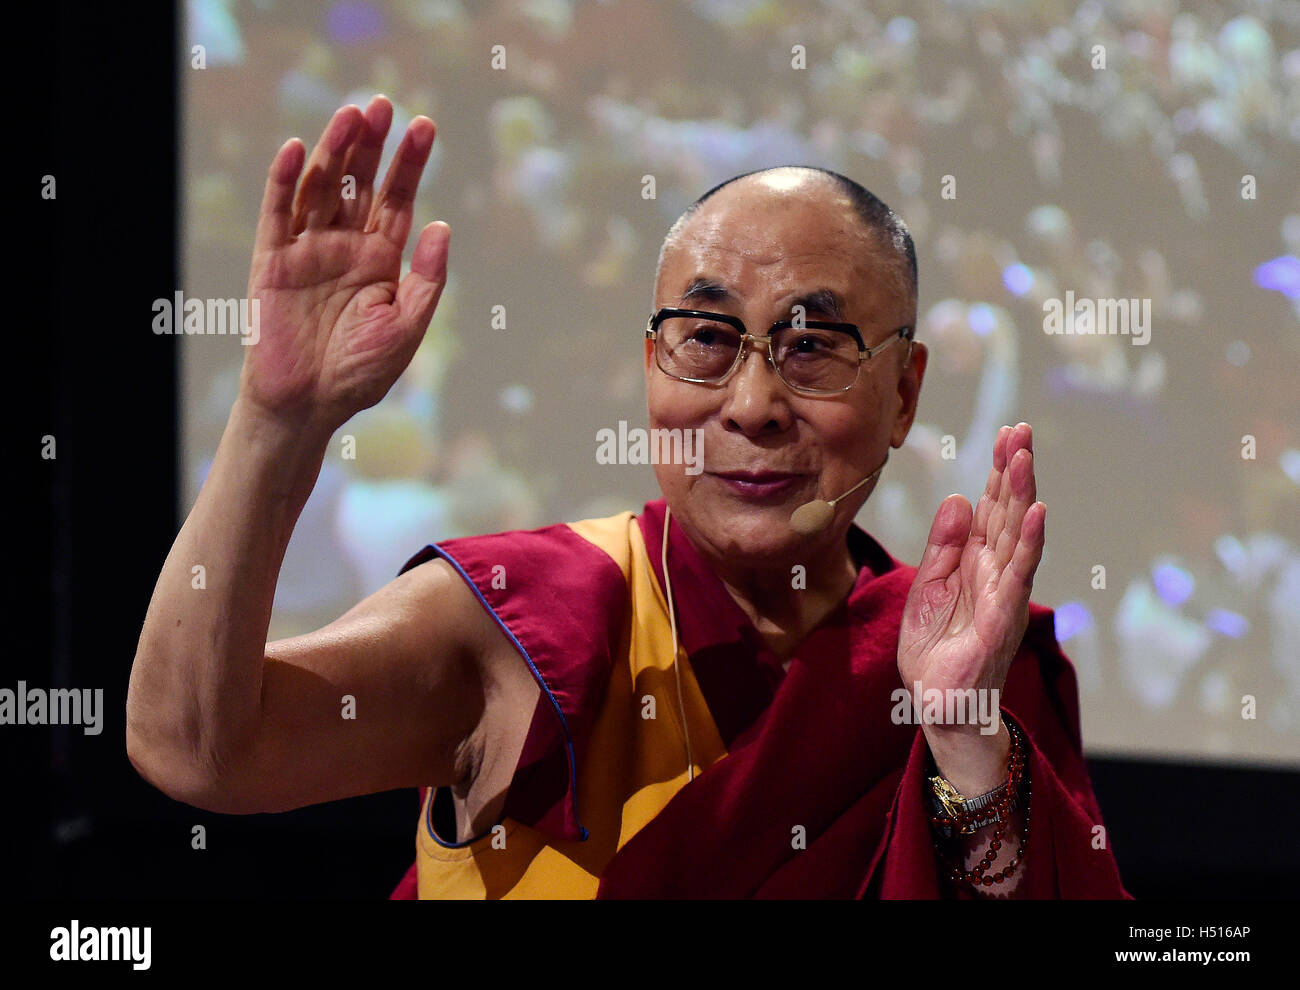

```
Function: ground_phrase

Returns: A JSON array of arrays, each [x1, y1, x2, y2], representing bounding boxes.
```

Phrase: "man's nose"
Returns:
[[719, 338, 794, 437]]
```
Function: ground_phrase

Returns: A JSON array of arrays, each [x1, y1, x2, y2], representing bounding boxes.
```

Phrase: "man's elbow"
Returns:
[[125, 727, 265, 815]]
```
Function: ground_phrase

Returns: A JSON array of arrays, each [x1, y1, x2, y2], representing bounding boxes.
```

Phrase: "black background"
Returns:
[[9, 1, 1296, 914]]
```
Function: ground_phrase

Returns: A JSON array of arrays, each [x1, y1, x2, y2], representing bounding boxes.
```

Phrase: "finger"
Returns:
[[366, 116, 436, 246], [290, 105, 364, 234], [973, 427, 1010, 543], [971, 466, 1000, 547], [981, 426, 1011, 544], [987, 423, 1031, 549], [392, 221, 451, 348], [995, 447, 1037, 569], [336, 95, 394, 229], [913, 494, 972, 585], [998, 422, 1034, 542], [995, 501, 1046, 612], [992, 423, 1011, 473], [253, 138, 306, 252]]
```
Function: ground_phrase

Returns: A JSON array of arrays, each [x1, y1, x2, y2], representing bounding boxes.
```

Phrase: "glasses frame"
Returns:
[[645, 307, 914, 395]]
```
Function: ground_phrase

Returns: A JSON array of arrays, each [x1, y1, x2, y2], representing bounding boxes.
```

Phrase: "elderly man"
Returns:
[[127, 96, 1128, 899]]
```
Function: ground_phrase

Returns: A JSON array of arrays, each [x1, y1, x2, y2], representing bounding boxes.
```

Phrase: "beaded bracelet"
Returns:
[[928, 718, 1032, 890]]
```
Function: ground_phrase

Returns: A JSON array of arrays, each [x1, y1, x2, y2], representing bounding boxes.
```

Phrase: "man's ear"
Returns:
[[891, 339, 926, 448], [644, 336, 656, 372]]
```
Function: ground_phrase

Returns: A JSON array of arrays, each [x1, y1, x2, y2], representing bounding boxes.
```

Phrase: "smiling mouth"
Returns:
[[708, 470, 806, 500], [713, 470, 803, 482]]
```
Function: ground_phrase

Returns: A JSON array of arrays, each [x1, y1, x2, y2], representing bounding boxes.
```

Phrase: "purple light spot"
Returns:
[[1054, 601, 1093, 642], [1002, 263, 1033, 296], [968, 303, 996, 336], [1253, 255, 1300, 299], [327, 2, 386, 44], [1152, 563, 1195, 606], [1206, 609, 1249, 638]]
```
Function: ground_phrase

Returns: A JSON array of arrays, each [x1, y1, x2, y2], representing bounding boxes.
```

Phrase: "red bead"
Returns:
[[981, 876, 994, 886]]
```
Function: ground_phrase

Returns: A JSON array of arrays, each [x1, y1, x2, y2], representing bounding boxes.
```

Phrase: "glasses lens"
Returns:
[[773, 326, 860, 392], [657, 316, 742, 381]]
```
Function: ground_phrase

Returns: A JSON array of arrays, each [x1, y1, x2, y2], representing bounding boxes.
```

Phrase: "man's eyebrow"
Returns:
[[679, 277, 733, 307], [788, 288, 846, 321], [679, 280, 848, 320]]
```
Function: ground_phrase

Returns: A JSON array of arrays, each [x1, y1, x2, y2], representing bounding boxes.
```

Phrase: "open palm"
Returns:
[[897, 424, 1046, 715], [241, 96, 449, 434]]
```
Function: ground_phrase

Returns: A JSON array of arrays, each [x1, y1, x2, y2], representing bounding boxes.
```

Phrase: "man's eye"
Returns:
[[791, 334, 828, 352], [691, 326, 728, 345]]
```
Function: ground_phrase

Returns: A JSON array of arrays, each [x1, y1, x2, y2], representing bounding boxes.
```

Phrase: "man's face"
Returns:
[[646, 173, 927, 570]]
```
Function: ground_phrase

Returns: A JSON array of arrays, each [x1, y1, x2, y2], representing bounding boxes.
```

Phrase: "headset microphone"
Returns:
[[789, 455, 888, 536]]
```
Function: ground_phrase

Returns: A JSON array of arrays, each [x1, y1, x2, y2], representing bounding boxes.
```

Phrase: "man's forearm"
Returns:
[[126, 396, 332, 791]]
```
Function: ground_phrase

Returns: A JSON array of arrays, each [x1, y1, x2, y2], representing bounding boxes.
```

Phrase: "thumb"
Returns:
[[911, 494, 973, 590], [395, 221, 450, 336]]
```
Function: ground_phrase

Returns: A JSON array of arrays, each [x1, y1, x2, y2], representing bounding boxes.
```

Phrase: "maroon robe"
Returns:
[[390, 499, 1130, 898]]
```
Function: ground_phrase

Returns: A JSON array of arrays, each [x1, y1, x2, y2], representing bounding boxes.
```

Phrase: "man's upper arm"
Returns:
[[213, 557, 498, 814]]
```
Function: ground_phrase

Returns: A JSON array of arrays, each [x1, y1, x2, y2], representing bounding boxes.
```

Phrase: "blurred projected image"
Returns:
[[182, 0, 1298, 764]]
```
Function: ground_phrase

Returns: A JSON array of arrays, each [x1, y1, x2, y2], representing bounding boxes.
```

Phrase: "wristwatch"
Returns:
[[928, 777, 1020, 838], [927, 723, 1022, 837]]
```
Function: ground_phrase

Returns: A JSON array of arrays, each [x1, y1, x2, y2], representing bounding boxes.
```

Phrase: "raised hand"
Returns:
[[240, 95, 449, 435], [897, 423, 1045, 772]]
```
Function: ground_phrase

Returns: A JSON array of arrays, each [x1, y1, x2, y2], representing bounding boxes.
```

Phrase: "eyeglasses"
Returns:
[[646, 307, 914, 395]]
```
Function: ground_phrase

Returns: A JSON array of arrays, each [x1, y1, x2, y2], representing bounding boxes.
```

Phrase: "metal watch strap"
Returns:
[[928, 720, 1024, 837]]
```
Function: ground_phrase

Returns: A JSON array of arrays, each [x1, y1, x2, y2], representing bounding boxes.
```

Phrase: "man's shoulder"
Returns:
[[396, 510, 639, 677], [399, 508, 639, 582]]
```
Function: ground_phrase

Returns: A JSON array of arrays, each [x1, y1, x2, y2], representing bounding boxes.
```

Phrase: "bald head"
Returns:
[[655, 166, 917, 317]]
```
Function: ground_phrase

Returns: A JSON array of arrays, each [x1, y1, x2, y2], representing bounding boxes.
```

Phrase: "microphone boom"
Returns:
[[789, 458, 887, 536]]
